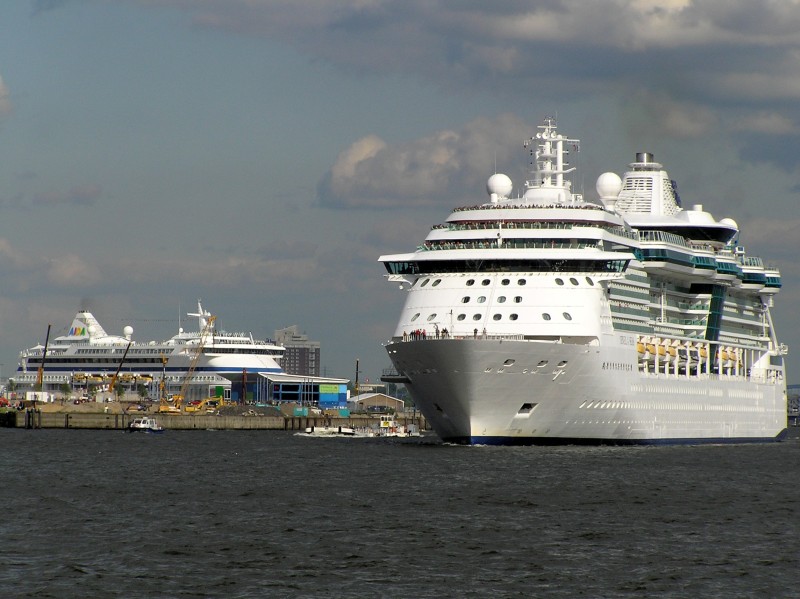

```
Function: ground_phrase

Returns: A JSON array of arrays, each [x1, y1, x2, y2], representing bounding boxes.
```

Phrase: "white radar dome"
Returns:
[[596, 172, 622, 198], [123, 325, 134, 337], [719, 217, 739, 232], [88, 325, 96, 335], [487, 173, 513, 199]]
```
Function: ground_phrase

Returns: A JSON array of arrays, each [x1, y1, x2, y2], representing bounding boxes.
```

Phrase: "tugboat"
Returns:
[[128, 416, 164, 434]]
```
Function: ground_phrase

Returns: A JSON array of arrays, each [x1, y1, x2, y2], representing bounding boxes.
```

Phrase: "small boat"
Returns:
[[128, 416, 164, 433], [299, 425, 370, 438]]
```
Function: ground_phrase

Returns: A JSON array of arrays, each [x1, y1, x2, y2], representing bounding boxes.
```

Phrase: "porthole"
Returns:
[[570, 277, 579, 286], [510, 314, 518, 320], [421, 278, 430, 287], [457, 314, 466, 321], [427, 313, 438, 321], [557, 361, 568, 367], [563, 312, 572, 321], [493, 314, 501, 321], [477, 296, 486, 303], [432, 279, 442, 287], [482, 279, 491, 286], [473, 314, 482, 321], [585, 277, 594, 286], [537, 360, 548, 367], [461, 297, 470, 303], [504, 359, 516, 366], [518, 279, 527, 286], [542, 313, 551, 321], [501, 279, 510, 286], [555, 278, 564, 286], [466, 279, 475, 286], [411, 313, 421, 322], [497, 296, 506, 303], [514, 296, 522, 303]]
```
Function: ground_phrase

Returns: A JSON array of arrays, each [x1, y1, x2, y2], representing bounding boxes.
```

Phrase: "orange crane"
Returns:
[[35, 324, 52, 390], [106, 340, 132, 399]]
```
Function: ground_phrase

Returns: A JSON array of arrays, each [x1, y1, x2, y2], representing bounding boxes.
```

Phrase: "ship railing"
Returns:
[[391, 333, 527, 343]]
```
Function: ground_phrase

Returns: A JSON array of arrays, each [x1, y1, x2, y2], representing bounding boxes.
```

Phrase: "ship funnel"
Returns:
[[635, 152, 654, 163]]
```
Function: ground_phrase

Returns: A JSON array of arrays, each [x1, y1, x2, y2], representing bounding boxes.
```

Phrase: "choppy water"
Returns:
[[1, 428, 798, 598]]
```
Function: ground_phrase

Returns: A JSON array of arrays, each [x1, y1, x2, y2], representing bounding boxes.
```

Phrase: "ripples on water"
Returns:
[[1, 428, 798, 598]]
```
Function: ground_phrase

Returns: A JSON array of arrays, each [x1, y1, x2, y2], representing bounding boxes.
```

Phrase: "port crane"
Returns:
[[160, 310, 216, 413]]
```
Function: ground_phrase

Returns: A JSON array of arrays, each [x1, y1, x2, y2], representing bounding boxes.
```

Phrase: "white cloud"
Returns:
[[318, 113, 531, 209]]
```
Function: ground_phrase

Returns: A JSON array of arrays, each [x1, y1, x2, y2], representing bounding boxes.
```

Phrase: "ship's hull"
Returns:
[[387, 339, 787, 445]]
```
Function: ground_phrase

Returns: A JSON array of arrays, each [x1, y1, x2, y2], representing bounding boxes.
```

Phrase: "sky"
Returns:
[[1, 0, 800, 385]]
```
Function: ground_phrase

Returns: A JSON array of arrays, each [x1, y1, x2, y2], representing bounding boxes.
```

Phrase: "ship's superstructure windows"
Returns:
[[432, 279, 442, 286], [502, 279, 510, 285], [457, 314, 466, 321], [556, 278, 564, 285], [518, 279, 527, 286], [482, 279, 491, 286], [427, 314, 437, 321], [477, 296, 486, 303], [586, 277, 595, 286], [510, 314, 519, 320], [466, 279, 475, 286], [493, 314, 501, 320], [498, 296, 506, 303], [461, 297, 470, 303], [473, 314, 482, 320], [570, 277, 579, 286], [421, 278, 430, 287], [411, 313, 420, 322], [537, 360, 548, 367], [514, 296, 522, 303], [504, 359, 516, 366], [543, 313, 552, 321], [563, 313, 573, 321]]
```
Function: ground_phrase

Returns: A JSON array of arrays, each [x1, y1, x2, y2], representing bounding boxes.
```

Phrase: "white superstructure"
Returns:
[[379, 117, 788, 444], [15, 301, 284, 402]]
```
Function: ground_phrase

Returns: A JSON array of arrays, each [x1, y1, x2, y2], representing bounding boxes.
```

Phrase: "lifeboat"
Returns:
[[637, 342, 645, 354], [699, 346, 708, 359]]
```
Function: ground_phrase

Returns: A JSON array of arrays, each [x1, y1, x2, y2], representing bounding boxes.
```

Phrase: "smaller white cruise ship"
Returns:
[[14, 301, 284, 402]]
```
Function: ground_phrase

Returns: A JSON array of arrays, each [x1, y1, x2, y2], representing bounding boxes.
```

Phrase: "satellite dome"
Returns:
[[486, 173, 513, 199], [123, 325, 134, 337], [596, 172, 622, 198], [88, 325, 96, 335], [719, 217, 739, 232]]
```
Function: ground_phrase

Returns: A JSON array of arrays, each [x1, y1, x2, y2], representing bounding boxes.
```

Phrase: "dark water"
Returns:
[[1, 429, 799, 598]]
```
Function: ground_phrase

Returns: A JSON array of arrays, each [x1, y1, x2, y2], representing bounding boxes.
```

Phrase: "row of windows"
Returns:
[[409, 312, 575, 323], [417, 276, 597, 288], [462, 296, 523, 304]]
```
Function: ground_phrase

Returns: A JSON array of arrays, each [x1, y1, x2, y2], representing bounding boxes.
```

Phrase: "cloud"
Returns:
[[317, 113, 531, 209], [0, 75, 11, 116], [31, 184, 102, 207]]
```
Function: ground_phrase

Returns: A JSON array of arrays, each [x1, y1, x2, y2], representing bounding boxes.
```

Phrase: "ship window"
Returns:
[[557, 361, 568, 367], [477, 296, 486, 303], [411, 313, 421, 322], [537, 360, 548, 367], [514, 296, 522, 303], [585, 277, 594, 286], [518, 279, 527, 286], [427, 313, 437, 321], [461, 296, 470, 303], [510, 313, 518, 320], [570, 277, 579, 286], [482, 279, 491, 286], [493, 314, 501, 320], [563, 312, 573, 321], [497, 296, 506, 303], [518, 403, 537, 414], [457, 314, 466, 321], [501, 279, 510, 285], [555, 278, 564, 285], [420, 278, 430, 287], [504, 359, 516, 366], [432, 279, 442, 286], [473, 314, 482, 321], [542, 313, 551, 321], [466, 279, 475, 286]]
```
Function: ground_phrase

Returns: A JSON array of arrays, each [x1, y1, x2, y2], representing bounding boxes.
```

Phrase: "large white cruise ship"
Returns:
[[379, 117, 788, 445], [14, 301, 284, 402]]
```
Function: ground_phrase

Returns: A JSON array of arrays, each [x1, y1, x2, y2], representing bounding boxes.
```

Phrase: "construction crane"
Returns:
[[35, 324, 52, 391], [106, 340, 132, 399], [171, 312, 216, 410]]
